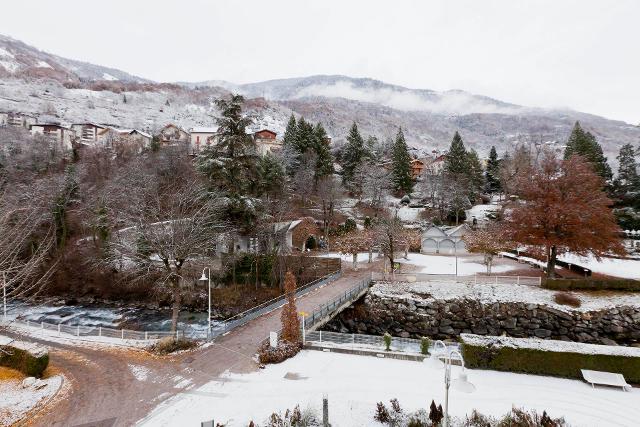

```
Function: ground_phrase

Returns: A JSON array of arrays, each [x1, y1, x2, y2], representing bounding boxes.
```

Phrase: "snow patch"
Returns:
[[0, 47, 14, 58], [36, 60, 52, 69], [128, 364, 151, 381], [398, 253, 517, 275], [140, 350, 640, 427], [559, 254, 640, 279], [102, 73, 118, 81], [0, 374, 63, 426]]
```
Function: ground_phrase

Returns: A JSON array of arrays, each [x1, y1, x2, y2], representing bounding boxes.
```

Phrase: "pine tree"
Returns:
[[312, 123, 334, 186], [485, 146, 501, 193], [196, 94, 257, 196], [257, 152, 286, 198], [444, 131, 468, 175], [283, 114, 297, 148], [341, 122, 366, 187], [564, 121, 612, 181], [466, 148, 485, 198], [391, 128, 413, 194], [295, 117, 314, 154], [616, 143, 640, 192]]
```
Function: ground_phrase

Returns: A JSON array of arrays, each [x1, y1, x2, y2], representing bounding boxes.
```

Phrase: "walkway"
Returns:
[[22, 262, 380, 427]]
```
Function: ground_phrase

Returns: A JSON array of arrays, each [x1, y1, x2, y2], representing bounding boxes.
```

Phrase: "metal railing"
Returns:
[[211, 270, 342, 339], [371, 272, 541, 287], [5, 318, 183, 341], [305, 330, 425, 353]]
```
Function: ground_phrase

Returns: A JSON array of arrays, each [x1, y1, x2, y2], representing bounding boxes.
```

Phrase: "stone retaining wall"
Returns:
[[324, 289, 640, 346]]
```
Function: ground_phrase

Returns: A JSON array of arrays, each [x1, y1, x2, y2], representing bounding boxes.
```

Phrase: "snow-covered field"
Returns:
[[398, 253, 518, 275], [140, 350, 640, 427], [465, 202, 499, 223], [559, 254, 640, 279], [373, 280, 640, 312], [0, 371, 63, 425]]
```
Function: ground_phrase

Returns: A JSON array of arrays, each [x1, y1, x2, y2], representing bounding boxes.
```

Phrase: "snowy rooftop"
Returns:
[[371, 280, 640, 312], [190, 126, 218, 133]]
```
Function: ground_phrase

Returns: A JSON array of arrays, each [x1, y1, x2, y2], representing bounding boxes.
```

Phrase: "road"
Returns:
[[18, 262, 378, 427]]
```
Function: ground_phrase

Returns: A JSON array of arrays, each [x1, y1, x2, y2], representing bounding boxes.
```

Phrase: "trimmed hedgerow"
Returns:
[[0, 343, 49, 377], [462, 340, 640, 383], [543, 278, 640, 292]]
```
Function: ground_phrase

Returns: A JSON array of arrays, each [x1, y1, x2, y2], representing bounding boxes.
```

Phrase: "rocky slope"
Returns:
[[2, 35, 639, 161]]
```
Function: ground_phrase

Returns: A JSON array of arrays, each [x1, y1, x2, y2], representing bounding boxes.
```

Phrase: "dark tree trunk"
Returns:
[[170, 274, 181, 333], [546, 245, 557, 278]]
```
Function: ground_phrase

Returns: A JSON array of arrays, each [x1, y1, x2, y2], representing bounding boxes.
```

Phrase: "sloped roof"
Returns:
[[190, 126, 219, 133]]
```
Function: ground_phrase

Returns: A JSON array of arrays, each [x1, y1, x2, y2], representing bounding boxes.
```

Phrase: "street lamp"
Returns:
[[199, 267, 211, 340], [424, 340, 475, 427]]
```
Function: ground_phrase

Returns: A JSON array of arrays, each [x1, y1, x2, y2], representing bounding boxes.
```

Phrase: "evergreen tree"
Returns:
[[283, 114, 297, 149], [485, 145, 501, 193], [391, 128, 413, 194], [197, 94, 257, 196], [341, 122, 366, 187], [295, 117, 314, 154], [444, 131, 468, 175], [564, 121, 612, 181], [466, 148, 485, 197], [312, 122, 334, 186], [616, 143, 640, 192], [257, 152, 286, 198]]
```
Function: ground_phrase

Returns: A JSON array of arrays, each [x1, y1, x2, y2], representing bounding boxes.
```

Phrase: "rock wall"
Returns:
[[324, 290, 640, 346]]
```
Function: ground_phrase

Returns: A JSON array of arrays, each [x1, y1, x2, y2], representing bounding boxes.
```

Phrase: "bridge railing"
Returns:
[[303, 274, 372, 331], [212, 269, 342, 340]]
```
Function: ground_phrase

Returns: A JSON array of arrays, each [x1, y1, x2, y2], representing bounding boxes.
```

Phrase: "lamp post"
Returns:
[[454, 240, 458, 276], [424, 340, 475, 427], [199, 267, 211, 340]]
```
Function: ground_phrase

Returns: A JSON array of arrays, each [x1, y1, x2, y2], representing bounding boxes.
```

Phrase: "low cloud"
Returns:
[[293, 80, 522, 115]]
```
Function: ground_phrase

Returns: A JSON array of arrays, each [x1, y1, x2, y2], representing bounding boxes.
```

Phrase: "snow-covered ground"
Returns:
[[397, 253, 518, 275], [317, 252, 380, 264], [396, 206, 422, 222], [559, 254, 640, 279], [140, 350, 640, 427], [373, 280, 640, 312], [465, 202, 499, 223], [0, 371, 63, 425]]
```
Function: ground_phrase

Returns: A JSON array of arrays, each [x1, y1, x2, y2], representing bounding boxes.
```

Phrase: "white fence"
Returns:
[[371, 272, 541, 287], [305, 330, 460, 355], [5, 318, 183, 341]]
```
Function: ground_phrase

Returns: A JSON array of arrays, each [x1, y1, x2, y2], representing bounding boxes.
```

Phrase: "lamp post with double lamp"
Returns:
[[199, 267, 212, 340], [424, 340, 475, 427]]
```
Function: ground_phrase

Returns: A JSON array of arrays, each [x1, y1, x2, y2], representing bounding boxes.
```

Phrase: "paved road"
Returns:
[[20, 262, 378, 427]]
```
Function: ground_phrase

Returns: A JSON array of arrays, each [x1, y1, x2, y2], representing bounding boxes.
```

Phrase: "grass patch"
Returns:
[[553, 292, 581, 307], [0, 366, 25, 381], [148, 337, 198, 355]]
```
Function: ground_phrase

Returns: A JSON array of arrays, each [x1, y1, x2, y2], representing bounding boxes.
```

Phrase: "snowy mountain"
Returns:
[[1, 34, 638, 162], [0, 34, 147, 83]]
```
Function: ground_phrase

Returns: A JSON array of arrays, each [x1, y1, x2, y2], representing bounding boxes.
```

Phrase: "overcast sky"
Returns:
[[4, 0, 639, 123]]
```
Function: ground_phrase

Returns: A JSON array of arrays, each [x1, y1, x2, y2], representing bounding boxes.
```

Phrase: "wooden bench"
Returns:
[[581, 369, 632, 392]]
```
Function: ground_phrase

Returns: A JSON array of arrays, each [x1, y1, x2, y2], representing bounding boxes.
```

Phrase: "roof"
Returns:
[[130, 129, 151, 138], [254, 129, 277, 136], [72, 122, 107, 128], [190, 126, 219, 133], [31, 123, 70, 129]]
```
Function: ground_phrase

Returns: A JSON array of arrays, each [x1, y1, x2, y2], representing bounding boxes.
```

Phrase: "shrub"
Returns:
[[258, 340, 301, 364], [0, 341, 49, 377], [496, 407, 566, 427], [374, 402, 391, 423], [383, 332, 392, 351], [553, 292, 581, 307], [420, 337, 430, 355], [429, 400, 444, 426], [543, 277, 640, 292], [149, 337, 198, 355], [462, 338, 640, 383], [305, 236, 317, 250]]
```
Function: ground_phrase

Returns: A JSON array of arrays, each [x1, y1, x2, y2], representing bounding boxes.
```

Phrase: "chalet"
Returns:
[[97, 127, 152, 149], [0, 111, 37, 129], [269, 217, 321, 253], [425, 154, 446, 175], [71, 122, 108, 144], [157, 124, 190, 146], [30, 123, 74, 151], [189, 126, 219, 154], [410, 158, 426, 180], [421, 224, 469, 254], [252, 129, 281, 155]]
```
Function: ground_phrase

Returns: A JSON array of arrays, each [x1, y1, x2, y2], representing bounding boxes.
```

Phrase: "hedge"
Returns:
[[461, 334, 640, 383], [543, 278, 640, 292], [0, 339, 49, 377]]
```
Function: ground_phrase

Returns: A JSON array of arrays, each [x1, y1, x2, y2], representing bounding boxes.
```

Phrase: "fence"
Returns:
[[371, 272, 541, 287], [212, 270, 342, 339], [4, 318, 183, 341], [305, 330, 424, 353]]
